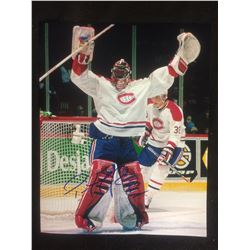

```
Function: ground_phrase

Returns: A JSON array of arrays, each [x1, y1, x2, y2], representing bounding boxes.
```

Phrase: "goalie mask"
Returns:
[[111, 59, 131, 91]]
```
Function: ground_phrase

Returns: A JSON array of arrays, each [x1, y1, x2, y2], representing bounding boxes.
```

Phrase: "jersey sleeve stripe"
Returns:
[[167, 140, 177, 148]]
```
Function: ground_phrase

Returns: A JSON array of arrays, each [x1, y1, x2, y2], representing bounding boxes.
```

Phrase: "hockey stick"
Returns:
[[39, 24, 115, 82], [147, 146, 197, 183]]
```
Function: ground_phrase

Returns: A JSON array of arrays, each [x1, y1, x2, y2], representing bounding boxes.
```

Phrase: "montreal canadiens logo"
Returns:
[[117, 93, 136, 104], [152, 118, 164, 129]]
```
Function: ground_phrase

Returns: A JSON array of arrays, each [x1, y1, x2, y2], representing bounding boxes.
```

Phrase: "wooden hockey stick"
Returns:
[[39, 24, 115, 82], [147, 146, 197, 183]]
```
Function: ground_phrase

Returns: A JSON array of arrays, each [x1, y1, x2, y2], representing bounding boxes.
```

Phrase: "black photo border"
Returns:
[[32, 2, 218, 250]]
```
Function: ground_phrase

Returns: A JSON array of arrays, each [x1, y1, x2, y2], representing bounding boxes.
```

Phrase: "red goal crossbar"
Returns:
[[40, 116, 97, 123]]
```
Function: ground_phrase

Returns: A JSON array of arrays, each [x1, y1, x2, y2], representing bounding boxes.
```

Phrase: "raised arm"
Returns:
[[147, 32, 201, 98], [70, 26, 99, 98], [71, 54, 99, 98]]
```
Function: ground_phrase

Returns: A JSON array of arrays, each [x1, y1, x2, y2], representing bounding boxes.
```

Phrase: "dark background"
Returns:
[[33, 2, 217, 250], [38, 22, 211, 132]]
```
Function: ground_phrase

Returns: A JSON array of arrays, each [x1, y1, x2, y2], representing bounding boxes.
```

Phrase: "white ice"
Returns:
[[41, 191, 206, 237]]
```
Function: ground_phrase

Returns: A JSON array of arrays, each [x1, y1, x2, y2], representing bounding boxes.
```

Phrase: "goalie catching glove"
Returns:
[[157, 143, 175, 165], [169, 32, 201, 76]]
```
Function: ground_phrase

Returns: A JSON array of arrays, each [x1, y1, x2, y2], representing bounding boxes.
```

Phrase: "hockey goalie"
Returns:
[[70, 26, 200, 232]]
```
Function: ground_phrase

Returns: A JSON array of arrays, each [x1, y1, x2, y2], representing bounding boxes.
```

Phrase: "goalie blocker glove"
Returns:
[[157, 142, 176, 165], [72, 26, 95, 63], [71, 26, 95, 75]]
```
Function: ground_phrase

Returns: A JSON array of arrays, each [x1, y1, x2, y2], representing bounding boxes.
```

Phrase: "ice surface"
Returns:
[[41, 191, 206, 237]]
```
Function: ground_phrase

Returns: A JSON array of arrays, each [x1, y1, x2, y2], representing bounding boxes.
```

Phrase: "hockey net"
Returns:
[[40, 116, 96, 216]]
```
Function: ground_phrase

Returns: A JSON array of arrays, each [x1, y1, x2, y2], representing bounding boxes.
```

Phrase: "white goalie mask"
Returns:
[[111, 59, 131, 91]]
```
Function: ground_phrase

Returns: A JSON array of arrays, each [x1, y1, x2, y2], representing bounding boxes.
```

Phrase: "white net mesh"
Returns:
[[40, 117, 94, 215]]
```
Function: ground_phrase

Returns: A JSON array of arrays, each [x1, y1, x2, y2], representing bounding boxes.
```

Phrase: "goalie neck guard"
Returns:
[[111, 59, 131, 91]]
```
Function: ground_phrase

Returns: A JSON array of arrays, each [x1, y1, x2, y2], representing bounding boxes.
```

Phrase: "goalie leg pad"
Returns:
[[75, 216, 97, 232], [113, 170, 137, 230], [118, 161, 149, 229], [75, 159, 115, 230]]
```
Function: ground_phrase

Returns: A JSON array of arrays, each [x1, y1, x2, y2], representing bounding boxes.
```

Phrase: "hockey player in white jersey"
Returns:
[[70, 26, 200, 232], [138, 91, 186, 209]]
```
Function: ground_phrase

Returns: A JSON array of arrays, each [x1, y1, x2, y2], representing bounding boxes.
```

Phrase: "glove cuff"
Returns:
[[168, 55, 188, 76], [72, 54, 88, 75], [77, 53, 90, 65]]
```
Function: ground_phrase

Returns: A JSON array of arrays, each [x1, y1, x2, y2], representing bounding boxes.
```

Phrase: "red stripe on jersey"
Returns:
[[167, 65, 179, 77], [167, 140, 176, 148], [166, 100, 183, 121], [179, 58, 188, 73]]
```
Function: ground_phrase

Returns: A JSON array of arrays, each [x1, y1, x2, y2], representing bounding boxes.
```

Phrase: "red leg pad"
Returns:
[[75, 159, 115, 225], [75, 215, 96, 232], [118, 161, 149, 227]]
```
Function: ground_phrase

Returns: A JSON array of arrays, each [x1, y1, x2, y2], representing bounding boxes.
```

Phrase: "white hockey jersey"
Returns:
[[71, 66, 175, 137], [146, 101, 186, 148]]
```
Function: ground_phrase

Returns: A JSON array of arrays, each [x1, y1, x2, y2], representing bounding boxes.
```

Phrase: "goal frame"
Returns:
[[40, 116, 97, 215]]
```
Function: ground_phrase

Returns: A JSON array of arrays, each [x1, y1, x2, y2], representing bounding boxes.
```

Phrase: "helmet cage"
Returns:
[[111, 59, 131, 81]]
